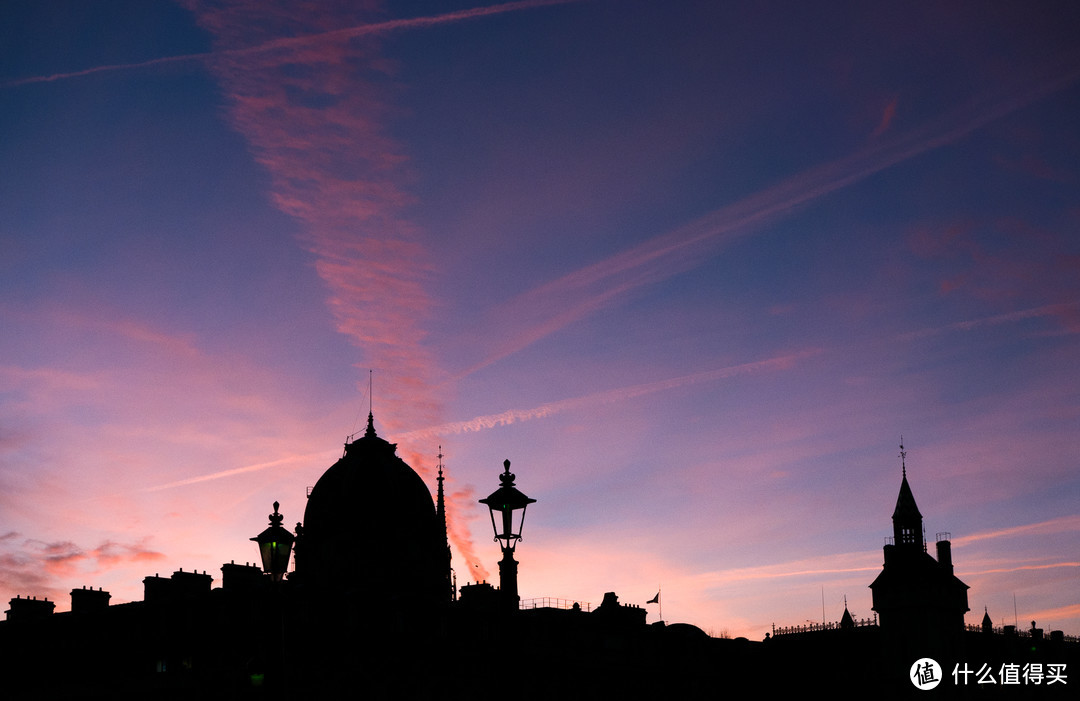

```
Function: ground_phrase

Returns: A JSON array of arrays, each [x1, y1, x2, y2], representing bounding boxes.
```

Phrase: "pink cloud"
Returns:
[[88, 540, 166, 566], [448, 485, 490, 583], [181, 0, 607, 577], [187, 1, 443, 436], [905, 216, 1080, 324], [870, 95, 898, 137], [0, 534, 166, 607]]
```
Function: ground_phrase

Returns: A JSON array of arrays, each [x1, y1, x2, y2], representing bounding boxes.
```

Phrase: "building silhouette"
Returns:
[[869, 448, 969, 667], [1, 427, 1074, 698], [768, 449, 1076, 698]]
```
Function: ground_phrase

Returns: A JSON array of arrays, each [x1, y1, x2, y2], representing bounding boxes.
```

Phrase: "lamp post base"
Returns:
[[498, 549, 519, 611]]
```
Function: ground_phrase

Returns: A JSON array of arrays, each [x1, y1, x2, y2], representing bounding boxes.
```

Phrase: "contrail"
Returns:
[[136, 348, 817, 491], [143, 451, 332, 492], [898, 300, 1080, 341], [464, 52, 1080, 377], [4, 53, 208, 87], [951, 514, 1080, 547], [960, 562, 1080, 576], [402, 349, 822, 442], [137, 295, 1068, 492], [3, 0, 584, 88]]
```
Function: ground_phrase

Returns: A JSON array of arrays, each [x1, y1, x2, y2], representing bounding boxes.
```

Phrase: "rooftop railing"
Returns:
[[520, 597, 592, 612], [772, 615, 878, 636]]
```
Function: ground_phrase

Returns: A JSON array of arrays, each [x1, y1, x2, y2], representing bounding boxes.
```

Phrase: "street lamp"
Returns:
[[479, 459, 536, 609], [251, 501, 295, 582]]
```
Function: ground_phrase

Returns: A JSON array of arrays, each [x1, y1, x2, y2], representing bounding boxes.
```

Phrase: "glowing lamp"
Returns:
[[251, 501, 294, 582], [480, 460, 536, 552], [479, 460, 535, 608]]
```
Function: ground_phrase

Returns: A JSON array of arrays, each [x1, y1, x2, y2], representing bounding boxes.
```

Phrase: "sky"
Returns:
[[1, 0, 1078, 640]]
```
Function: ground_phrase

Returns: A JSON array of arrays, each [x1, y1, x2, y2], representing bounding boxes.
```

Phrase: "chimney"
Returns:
[[70, 586, 111, 613], [170, 568, 213, 598], [936, 539, 953, 574], [143, 573, 173, 605], [221, 561, 265, 591], [5, 596, 56, 622]]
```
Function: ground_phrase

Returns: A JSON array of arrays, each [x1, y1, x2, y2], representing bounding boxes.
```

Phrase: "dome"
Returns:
[[298, 414, 447, 606]]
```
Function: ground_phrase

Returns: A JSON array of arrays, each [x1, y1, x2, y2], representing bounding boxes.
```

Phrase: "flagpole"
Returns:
[[646, 586, 662, 623]]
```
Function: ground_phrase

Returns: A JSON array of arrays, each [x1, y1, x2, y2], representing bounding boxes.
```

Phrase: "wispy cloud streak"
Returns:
[[3, 0, 584, 88], [899, 301, 1080, 341], [961, 562, 1080, 576], [407, 349, 821, 441], [0, 534, 165, 602], [179, 0, 584, 578], [468, 54, 1080, 375], [143, 452, 330, 492], [689, 551, 882, 588], [952, 515, 1080, 547]]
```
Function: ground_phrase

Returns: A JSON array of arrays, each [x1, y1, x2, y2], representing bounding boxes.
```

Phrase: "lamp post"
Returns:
[[479, 459, 536, 610], [251, 501, 295, 582]]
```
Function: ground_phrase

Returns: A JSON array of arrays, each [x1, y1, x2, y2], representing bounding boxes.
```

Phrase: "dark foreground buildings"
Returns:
[[2, 423, 1074, 698]]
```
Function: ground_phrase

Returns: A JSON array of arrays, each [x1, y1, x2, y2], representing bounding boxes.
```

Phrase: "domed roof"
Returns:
[[298, 414, 446, 605]]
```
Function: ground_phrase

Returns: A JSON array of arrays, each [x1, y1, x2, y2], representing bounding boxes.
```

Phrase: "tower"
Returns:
[[892, 442, 924, 550], [870, 441, 969, 664]]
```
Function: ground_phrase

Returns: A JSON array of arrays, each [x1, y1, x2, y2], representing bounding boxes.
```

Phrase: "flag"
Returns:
[[646, 592, 659, 604]]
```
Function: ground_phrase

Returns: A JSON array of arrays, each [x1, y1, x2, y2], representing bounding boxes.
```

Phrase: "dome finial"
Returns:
[[364, 369, 377, 437]]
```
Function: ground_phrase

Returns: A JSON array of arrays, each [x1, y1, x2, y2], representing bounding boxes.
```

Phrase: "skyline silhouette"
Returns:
[[3, 423, 1074, 698], [1, 1, 1078, 641]]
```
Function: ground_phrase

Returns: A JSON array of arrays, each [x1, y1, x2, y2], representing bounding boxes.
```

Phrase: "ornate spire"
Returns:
[[892, 438, 924, 549], [436, 447, 447, 525], [363, 369, 376, 437], [436, 446, 454, 601]]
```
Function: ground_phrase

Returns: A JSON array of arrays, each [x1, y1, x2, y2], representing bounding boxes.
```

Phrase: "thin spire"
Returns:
[[436, 446, 446, 522], [437, 446, 453, 601], [346, 370, 377, 445], [892, 438, 924, 548], [364, 367, 376, 438]]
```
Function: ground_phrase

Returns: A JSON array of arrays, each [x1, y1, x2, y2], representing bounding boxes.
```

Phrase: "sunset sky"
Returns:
[[2, 1, 1078, 640]]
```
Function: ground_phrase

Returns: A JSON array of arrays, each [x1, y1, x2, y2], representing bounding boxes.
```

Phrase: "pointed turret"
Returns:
[[840, 604, 855, 629], [892, 439, 924, 550]]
